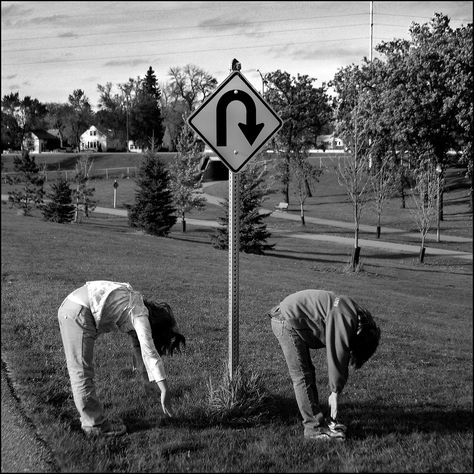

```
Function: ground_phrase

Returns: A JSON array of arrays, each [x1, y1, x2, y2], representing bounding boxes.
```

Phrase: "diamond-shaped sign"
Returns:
[[188, 71, 283, 173]]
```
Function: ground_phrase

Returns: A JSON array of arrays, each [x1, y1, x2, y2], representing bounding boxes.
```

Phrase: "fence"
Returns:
[[2, 166, 138, 183]]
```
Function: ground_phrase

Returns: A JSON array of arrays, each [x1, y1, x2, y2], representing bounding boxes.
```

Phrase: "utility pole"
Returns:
[[369, 1, 374, 61], [257, 69, 266, 96]]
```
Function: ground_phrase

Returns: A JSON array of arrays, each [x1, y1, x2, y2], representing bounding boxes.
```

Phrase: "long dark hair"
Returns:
[[144, 300, 185, 356]]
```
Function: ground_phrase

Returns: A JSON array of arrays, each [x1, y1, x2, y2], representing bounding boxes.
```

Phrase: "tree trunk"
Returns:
[[419, 246, 426, 263], [300, 203, 305, 226], [182, 213, 186, 232], [351, 246, 361, 270], [376, 214, 381, 238], [439, 187, 444, 221]]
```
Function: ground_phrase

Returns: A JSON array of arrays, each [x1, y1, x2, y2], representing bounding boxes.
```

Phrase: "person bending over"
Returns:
[[268, 289, 380, 441], [58, 280, 185, 437]]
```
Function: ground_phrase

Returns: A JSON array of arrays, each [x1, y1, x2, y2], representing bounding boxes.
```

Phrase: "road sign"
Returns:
[[188, 71, 283, 172]]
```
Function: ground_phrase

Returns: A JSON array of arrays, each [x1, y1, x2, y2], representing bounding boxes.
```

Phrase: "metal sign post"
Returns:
[[228, 170, 240, 375], [113, 179, 118, 209], [187, 62, 283, 380]]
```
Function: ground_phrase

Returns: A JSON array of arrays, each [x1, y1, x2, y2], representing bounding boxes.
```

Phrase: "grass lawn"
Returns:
[[1, 192, 472, 472]]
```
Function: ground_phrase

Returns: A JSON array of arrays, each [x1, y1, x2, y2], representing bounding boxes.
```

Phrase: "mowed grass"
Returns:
[[1, 195, 473, 472]]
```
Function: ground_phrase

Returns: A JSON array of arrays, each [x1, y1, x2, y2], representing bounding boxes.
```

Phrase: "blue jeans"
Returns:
[[271, 316, 325, 433], [58, 298, 107, 430]]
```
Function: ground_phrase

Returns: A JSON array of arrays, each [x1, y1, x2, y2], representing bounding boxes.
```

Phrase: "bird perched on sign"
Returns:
[[231, 58, 241, 71]]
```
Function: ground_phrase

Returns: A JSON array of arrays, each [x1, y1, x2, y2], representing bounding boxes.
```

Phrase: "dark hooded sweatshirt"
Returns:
[[278, 289, 373, 394]]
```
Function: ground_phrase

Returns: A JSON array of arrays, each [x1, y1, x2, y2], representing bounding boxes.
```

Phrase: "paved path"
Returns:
[[2, 193, 471, 261], [90, 198, 472, 262]]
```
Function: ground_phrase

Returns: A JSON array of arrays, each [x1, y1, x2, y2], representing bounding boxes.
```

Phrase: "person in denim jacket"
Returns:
[[268, 289, 380, 440], [58, 280, 185, 437]]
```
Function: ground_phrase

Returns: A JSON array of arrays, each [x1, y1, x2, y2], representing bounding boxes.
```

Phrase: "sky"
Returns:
[[1, 1, 472, 109]]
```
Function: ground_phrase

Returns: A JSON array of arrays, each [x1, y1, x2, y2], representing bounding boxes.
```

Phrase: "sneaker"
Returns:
[[304, 425, 346, 441], [328, 418, 347, 434], [83, 419, 127, 437]]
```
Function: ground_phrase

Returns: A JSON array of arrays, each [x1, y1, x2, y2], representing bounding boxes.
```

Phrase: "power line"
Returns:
[[2, 37, 369, 67], [3, 22, 368, 54], [1, 12, 368, 42]]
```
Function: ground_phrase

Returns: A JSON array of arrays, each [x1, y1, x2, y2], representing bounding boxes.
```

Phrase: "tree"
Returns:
[[167, 64, 217, 113], [118, 77, 141, 149], [128, 151, 177, 236], [407, 161, 439, 263], [43, 102, 72, 148], [168, 123, 206, 232], [40, 177, 75, 223], [164, 64, 217, 150], [290, 151, 322, 226], [66, 89, 93, 150], [211, 162, 274, 254], [1, 111, 20, 151], [264, 70, 332, 204], [95, 82, 128, 151], [6, 150, 44, 215], [1, 92, 47, 150], [375, 14, 473, 214], [72, 155, 96, 223], [129, 66, 164, 150], [333, 88, 373, 270], [369, 158, 399, 238]]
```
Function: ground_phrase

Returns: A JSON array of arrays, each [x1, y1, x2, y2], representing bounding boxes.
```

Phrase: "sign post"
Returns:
[[113, 179, 119, 209], [188, 65, 282, 378], [228, 171, 240, 375]]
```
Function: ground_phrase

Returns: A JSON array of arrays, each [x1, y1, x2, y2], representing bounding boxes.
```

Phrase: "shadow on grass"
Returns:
[[343, 402, 473, 439], [123, 396, 473, 439]]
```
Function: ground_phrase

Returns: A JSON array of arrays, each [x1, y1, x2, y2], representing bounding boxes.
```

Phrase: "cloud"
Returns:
[[1, 3, 34, 27], [264, 42, 367, 63], [104, 59, 150, 67], [197, 15, 261, 35], [58, 31, 80, 39]]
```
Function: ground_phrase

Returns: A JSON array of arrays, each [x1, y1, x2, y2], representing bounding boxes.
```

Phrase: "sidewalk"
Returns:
[[91, 201, 471, 262], [2, 193, 472, 261]]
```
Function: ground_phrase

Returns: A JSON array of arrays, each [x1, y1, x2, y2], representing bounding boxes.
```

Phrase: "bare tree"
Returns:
[[73, 155, 96, 223], [167, 64, 217, 113], [291, 152, 322, 226], [335, 150, 372, 270], [407, 161, 439, 263], [369, 158, 399, 238]]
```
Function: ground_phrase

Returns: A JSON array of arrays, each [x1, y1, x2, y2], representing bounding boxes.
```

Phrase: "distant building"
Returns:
[[128, 140, 143, 153], [80, 125, 108, 152], [23, 129, 60, 153], [315, 134, 344, 151]]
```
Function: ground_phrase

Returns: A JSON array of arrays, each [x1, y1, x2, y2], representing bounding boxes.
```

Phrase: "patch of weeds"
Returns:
[[343, 257, 365, 273], [206, 363, 271, 426]]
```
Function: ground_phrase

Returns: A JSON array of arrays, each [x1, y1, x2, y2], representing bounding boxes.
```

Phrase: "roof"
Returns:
[[30, 129, 59, 140]]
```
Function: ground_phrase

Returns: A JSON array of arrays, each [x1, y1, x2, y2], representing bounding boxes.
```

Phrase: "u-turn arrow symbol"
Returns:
[[216, 89, 264, 147]]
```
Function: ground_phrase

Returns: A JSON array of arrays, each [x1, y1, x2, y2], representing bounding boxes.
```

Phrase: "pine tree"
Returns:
[[40, 178, 75, 223], [128, 150, 177, 236], [6, 149, 44, 216], [211, 162, 274, 254], [130, 66, 164, 150]]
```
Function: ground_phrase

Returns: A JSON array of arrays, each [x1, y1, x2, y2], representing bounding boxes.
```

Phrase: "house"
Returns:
[[80, 125, 108, 152], [23, 129, 61, 153], [315, 134, 345, 151], [128, 140, 143, 153]]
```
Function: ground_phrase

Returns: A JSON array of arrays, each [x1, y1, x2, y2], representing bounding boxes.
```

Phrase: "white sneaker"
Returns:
[[83, 419, 127, 437]]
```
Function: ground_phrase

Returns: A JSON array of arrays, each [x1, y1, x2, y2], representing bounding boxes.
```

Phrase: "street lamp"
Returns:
[[257, 69, 267, 96], [435, 164, 442, 242]]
